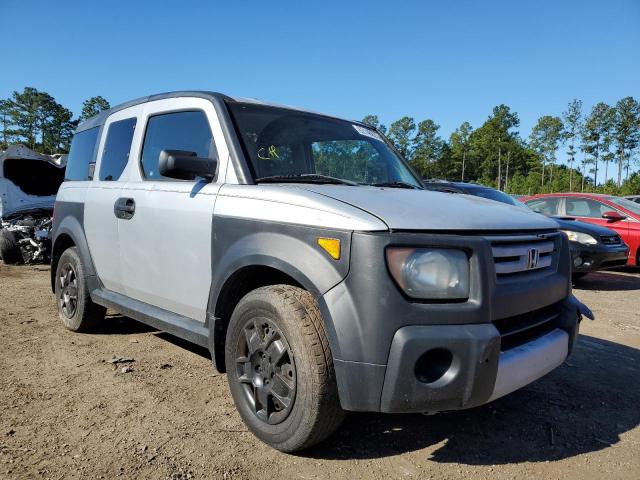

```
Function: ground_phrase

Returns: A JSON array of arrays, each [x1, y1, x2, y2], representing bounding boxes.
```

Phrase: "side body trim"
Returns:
[[91, 288, 209, 348]]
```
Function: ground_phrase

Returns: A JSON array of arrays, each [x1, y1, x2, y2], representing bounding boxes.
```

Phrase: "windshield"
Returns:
[[608, 196, 640, 216], [471, 188, 522, 206], [227, 102, 422, 187]]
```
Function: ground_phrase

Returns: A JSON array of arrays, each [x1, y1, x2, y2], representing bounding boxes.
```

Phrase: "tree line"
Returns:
[[0, 87, 110, 154], [363, 96, 640, 195], [1, 87, 639, 195]]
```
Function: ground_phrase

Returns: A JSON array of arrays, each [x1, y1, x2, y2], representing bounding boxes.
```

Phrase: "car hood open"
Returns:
[[297, 185, 560, 232], [0, 145, 65, 218]]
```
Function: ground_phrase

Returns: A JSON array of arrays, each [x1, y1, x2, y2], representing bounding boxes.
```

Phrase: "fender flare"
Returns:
[[205, 227, 351, 371], [50, 214, 98, 292]]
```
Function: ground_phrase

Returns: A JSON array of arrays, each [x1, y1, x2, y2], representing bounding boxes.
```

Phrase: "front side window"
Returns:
[[608, 196, 640, 216], [227, 102, 421, 187], [65, 127, 100, 181], [141, 111, 214, 181], [525, 197, 560, 215], [565, 198, 610, 218], [99, 118, 136, 181]]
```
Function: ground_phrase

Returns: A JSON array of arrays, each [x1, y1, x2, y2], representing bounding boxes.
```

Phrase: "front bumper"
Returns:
[[319, 230, 580, 413], [570, 242, 629, 272], [379, 295, 582, 413], [331, 296, 583, 413], [488, 328, 568, 402]]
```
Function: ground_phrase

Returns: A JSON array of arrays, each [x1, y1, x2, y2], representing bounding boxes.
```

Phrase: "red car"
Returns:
[[521, 193, 640, 267]]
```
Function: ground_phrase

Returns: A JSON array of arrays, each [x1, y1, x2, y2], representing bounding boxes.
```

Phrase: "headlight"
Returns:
[[386, 248, 469, 300], [561, 230, 597, 245]]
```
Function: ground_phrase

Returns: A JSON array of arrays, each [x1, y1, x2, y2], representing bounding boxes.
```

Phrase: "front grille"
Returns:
[[489, 234, 558, 277], [600, 234, 622, 245], [493, 301, 561, 351]]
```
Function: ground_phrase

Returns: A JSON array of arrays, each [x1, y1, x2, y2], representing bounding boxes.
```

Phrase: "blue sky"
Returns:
[[1, 0, 639, 146]]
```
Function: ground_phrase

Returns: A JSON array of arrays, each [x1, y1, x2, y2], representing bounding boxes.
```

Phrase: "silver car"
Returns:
[[51, 91, 591, 452]]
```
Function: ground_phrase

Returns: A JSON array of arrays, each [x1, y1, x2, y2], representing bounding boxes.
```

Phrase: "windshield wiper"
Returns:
[[255, 174, 360, 186], [372, 181, 421, 189]]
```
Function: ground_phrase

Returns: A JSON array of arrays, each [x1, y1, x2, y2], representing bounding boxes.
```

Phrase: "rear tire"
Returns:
[[225, 285, 344, 452], [0, 229, 23, 264], [54, 247, 106, 332]]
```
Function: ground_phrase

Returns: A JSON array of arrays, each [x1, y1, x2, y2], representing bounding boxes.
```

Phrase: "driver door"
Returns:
[[117, 98, 231, 322]]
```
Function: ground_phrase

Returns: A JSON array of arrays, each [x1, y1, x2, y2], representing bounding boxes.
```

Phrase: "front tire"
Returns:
[[55, 247, 106, 332], [225, 285, 344, 452]]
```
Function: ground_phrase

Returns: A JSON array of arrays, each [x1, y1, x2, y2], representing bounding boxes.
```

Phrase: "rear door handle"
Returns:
[[114, 197, 135, 220]]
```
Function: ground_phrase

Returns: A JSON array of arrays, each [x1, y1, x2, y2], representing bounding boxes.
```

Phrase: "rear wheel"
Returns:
[[225, 285, 344, 452], [0, 229, 22, 264], [55, 247, 106, 332]]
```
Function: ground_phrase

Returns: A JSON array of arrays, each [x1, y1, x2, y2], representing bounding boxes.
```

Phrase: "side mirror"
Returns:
[[602, 210, 626, 222], [158, 150, 217, 181]]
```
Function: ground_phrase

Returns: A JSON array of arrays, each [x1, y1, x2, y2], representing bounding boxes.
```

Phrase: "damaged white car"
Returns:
[[0, 145, 66, 264]]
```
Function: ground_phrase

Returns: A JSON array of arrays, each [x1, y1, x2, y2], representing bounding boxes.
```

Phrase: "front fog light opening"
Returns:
[[574, 256, 583, 267], [414, 348, 455, 385]]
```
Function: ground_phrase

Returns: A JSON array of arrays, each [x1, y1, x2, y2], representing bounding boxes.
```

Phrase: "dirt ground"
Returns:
[[1, 264, 639, 480]]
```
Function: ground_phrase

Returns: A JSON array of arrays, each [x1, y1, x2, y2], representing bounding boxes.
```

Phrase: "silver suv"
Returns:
[[51, 91, 591, 452]]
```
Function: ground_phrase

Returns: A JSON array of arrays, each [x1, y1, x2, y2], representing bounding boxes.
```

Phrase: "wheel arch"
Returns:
[[208, 257, 323, 373], [50, 214, 97, 293], [207, 244, 348, 373]]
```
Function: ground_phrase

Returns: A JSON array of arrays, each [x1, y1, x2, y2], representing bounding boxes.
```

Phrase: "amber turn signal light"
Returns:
[[317, 237, 340, 260]]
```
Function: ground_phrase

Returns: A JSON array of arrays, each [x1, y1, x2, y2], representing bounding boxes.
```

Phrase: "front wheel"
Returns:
[[225, 285, 344, 452]]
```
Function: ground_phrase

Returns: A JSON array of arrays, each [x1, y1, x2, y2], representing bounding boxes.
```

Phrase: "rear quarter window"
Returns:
[[525, 197, 560, 215], [65, 127, 100, 181]]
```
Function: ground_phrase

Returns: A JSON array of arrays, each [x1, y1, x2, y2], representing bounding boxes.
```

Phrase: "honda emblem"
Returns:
[[527, 248, 540, 269]]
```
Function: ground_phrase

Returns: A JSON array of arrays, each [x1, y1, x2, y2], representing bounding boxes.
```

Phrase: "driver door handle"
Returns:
[[114, 197, 135, 220]]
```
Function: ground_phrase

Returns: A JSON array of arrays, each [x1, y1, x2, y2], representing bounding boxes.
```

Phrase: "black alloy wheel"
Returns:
[[58, 262, 78, 319], [235, 317, 297, 425]]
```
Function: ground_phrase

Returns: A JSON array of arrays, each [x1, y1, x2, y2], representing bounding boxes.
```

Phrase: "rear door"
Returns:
[[83, 107, 139, 294], [117, 97, 232, 322]]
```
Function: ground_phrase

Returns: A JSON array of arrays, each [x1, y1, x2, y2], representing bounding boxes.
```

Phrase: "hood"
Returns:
[[0, 144, 63, 218], [1, 200, 55, 218], [552, 216, 619, 236], [295, 185, 560, 231]]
